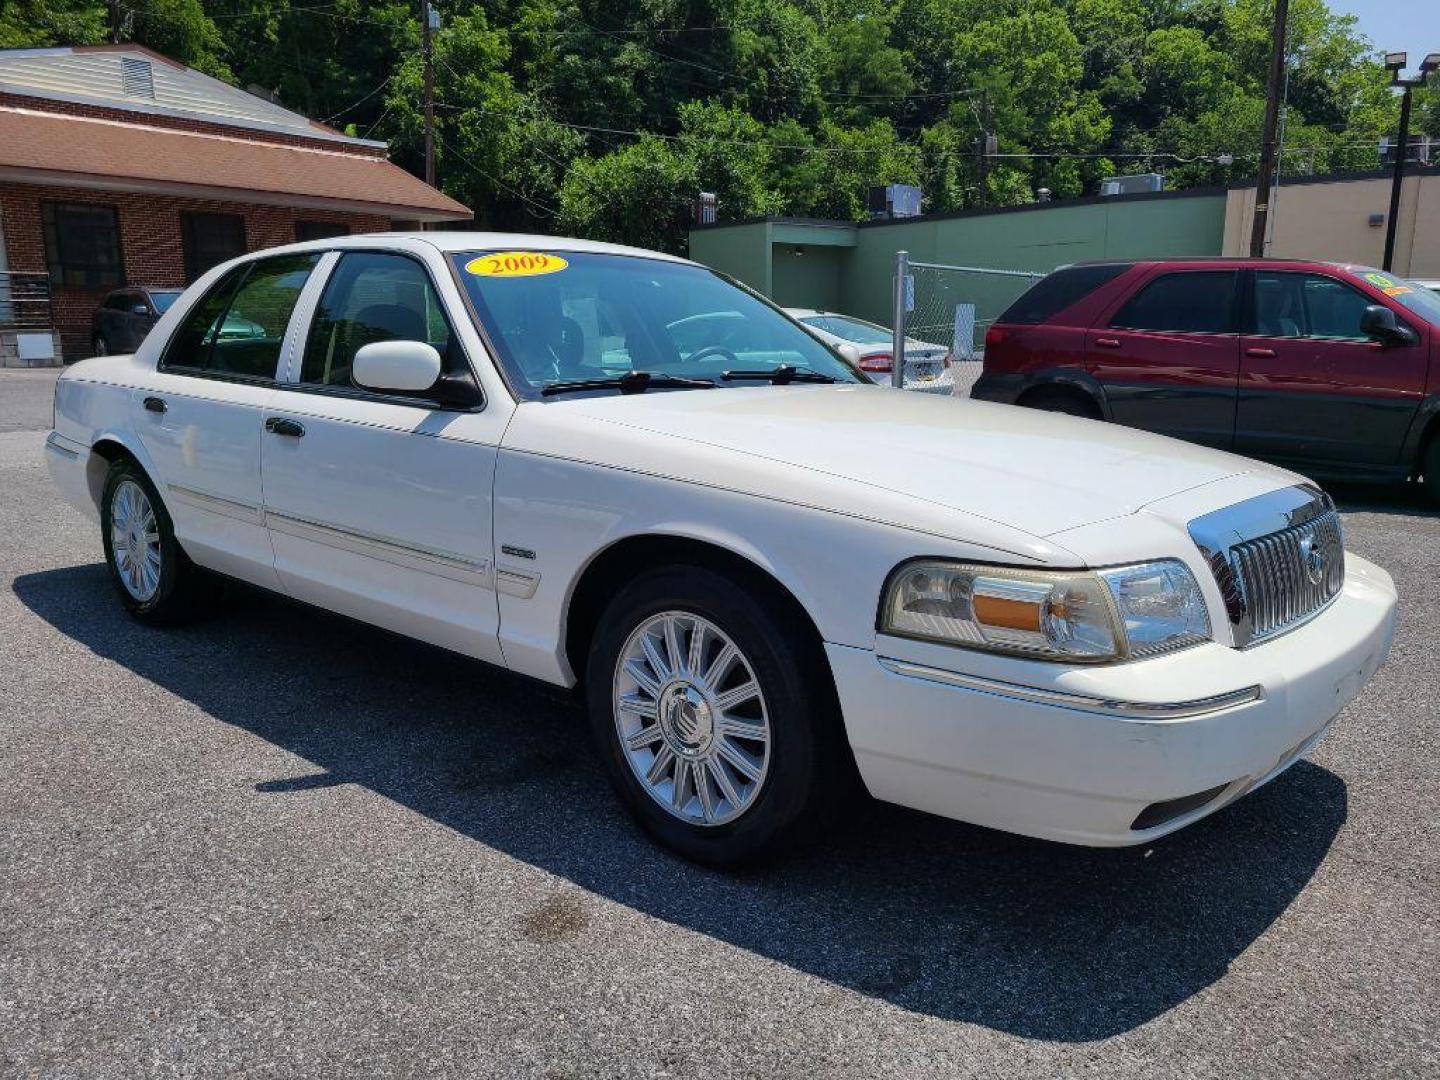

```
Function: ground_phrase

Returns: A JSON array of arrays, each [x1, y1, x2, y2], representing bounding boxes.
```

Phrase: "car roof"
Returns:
[[1065, 256, 1370, 272], [290, 230, 696, 264]]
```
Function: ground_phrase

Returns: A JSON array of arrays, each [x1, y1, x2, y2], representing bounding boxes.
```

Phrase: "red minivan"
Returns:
[[973, 258, 1440, 497]]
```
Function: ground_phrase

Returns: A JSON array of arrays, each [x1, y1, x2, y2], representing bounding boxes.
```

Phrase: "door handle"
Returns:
[[1094, 337, 1121, 349], [264, 417, 306, 438], [142, 396, 167, 414], [1245, 347, 1277, 359]]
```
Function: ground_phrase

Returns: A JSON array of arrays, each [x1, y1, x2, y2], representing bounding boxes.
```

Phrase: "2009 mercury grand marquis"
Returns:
[[45, 233, 1399, 865]]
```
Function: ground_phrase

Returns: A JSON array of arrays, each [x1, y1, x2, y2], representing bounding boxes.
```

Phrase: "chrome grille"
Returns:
[[1188, 485, 1345, 647]]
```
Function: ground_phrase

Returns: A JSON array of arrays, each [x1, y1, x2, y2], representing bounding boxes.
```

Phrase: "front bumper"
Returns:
[[828, 553, 1397, 846]]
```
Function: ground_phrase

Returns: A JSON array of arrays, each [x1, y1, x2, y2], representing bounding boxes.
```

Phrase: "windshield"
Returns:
[[150, 290, 182, 313], [1352, 268, 1440, 325], [800, 314, 893, 346], [450, 250, 862, 395]]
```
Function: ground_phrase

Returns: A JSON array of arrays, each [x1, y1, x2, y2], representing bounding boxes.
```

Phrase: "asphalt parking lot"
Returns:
[[1, 368, 1436, 1078]]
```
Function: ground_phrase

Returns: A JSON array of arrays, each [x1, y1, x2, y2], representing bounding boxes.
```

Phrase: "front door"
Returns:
[[132, 253, 320, 590], [1086, 268, 1241, 449], [260, 250, 505, 665], [1235, 270, 1429, 468]]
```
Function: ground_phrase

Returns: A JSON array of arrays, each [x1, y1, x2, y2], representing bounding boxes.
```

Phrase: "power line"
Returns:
[[436, 131, 557, 217], [320, 70, 396, 124]]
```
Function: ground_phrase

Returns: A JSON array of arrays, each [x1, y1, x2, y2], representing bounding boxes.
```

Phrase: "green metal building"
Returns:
[[688, 188, 1229, 330]]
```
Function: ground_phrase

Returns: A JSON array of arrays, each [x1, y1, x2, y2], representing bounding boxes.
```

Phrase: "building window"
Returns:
[[181, 212, 247, 283], [295, 220, 350, 243], [41, 202, 124, 288]]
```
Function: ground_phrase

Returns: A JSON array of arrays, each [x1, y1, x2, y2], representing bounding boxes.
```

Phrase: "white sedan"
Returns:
[[786, 308, 956, 394], [46, 233, 1398, 866]]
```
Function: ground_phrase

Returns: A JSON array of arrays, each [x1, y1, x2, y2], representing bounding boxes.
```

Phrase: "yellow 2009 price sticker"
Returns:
[[465, 251, 568, 278]]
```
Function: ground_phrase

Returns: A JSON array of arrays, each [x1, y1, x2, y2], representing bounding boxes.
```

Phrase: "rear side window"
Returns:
[[1110, 271, 1237, 334], [163, 253, 319, 378], [999, 264, 1131, 325]]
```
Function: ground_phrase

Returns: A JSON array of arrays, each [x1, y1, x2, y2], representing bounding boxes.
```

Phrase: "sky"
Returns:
[[1330, 0, 1440, 60]]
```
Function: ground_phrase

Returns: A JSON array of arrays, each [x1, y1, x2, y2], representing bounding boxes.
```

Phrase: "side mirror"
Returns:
[[352, 340, 442, 392], [131, 303, 150, 316], [1359, 304, 1416, 346]]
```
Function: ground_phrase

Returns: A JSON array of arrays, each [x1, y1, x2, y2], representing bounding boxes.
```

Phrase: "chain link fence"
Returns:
[[902, 260, 1047, 397]]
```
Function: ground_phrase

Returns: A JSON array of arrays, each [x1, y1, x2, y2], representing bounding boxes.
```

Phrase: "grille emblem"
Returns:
[[1298, 534, 1326, 585]]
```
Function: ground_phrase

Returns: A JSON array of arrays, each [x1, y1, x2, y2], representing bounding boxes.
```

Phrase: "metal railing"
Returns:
[[0, 271, 56, 331]]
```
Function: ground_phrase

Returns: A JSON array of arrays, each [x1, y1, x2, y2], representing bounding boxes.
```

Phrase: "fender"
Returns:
[[1398, 391, 1440, 474]]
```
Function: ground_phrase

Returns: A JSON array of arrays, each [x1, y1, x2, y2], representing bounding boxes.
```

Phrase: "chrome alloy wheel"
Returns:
[[613, 611, 771, 827], [109, 479, 162, 602]]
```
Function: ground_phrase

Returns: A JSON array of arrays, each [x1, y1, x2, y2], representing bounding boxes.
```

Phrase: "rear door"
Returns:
[[1087, 268, 1241, 449], [1235, 269, 1428, 468], [133, 253, 320, 590]]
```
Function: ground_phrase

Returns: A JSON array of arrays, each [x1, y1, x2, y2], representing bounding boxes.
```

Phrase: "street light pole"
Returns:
[[1249, 0, 1290, 257], [1381, 52, 1436, 272]]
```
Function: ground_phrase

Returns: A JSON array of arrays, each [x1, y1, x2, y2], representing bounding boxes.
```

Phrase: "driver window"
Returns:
[[301, 252, 457, 387], [1252, 272, 1374, 341]]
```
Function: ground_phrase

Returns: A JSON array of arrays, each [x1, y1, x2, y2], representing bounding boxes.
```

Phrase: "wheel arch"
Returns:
[[562, 532, 831, 697], [1015, 371, 1109, 418], [87, 434, 155, 511]]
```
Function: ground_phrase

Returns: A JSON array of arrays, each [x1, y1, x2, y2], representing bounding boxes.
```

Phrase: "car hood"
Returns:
[[505, 384, 1297, 544]]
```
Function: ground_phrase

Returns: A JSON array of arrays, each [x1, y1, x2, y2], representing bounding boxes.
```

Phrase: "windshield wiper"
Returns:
[[720, 365, 838, 385], [541, 371, 716, 397]]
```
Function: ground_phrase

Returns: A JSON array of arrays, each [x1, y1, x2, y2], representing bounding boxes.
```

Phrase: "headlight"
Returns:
[[880, 559, 1210, 662]]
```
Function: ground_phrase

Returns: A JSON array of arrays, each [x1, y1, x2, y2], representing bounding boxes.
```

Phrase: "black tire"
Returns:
[[93, 336, 109, 357], [100, 458, 217, 624], [585, 565, 846, 867], [1021, 388, 1101, 419]]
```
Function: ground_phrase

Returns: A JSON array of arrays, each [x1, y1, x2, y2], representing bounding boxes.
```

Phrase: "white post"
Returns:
[[891, 250, 908, 389]]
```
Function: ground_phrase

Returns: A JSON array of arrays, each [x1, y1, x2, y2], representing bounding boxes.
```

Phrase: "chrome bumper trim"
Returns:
[[876, 656, 1263, 721]]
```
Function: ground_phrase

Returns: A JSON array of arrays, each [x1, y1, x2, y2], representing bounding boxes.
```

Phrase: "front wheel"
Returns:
[[92, 335, 110, 357], [585, 566, 845, 866], [100, 459, 216, 624]]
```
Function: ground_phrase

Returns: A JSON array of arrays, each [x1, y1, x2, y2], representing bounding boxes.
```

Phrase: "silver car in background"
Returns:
[[788, 308, 956, 395]]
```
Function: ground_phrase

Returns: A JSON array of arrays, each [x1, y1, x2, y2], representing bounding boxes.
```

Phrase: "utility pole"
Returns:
[[975, 94, 993, 209], [109, 0, 122, 43], [1249, 0, 1289, 257], [421, 0, 437, 190], [1381, 52, 1436, 272]]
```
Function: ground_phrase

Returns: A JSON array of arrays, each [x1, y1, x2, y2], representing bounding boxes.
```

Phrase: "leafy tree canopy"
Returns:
[[5, 0, 1431, 252]]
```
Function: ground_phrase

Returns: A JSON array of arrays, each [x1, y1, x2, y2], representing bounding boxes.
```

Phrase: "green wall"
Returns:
[[689, 193, 1228, 336], [770, 244, 845, 310], [687, 220, 773, 295]]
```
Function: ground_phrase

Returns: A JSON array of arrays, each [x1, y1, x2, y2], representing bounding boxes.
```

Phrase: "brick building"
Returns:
[[0, 44, 470, 365]]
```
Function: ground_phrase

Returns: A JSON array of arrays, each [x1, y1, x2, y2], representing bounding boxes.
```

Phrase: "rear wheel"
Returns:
[[1423, 437, 1440, 503], [1021, 387, 1101, 419], [100, 459, 216, 624], [585, 566, 844, 866]]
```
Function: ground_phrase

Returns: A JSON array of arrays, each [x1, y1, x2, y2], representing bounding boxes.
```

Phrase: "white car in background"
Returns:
[[788, 308, 955, 395], [46, 233, 1397, 866], [1413, 279, 1440, 295]]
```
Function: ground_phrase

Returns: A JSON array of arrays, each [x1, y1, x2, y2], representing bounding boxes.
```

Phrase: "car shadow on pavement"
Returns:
[[14, 564, 1348, 1042]]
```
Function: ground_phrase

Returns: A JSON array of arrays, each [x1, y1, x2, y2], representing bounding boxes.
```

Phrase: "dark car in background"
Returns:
[[974, 258, 1440, 498], [91, 287, 184, 355]]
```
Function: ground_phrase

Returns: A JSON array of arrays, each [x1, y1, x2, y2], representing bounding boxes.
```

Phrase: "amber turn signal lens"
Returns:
[[972, 593, 1043, 632]]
